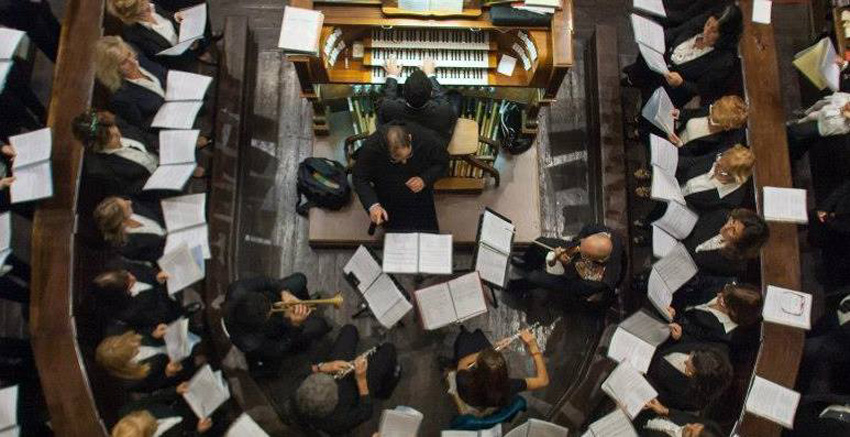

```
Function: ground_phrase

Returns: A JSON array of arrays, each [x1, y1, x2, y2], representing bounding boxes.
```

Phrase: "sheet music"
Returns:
[[152, 101, 203, 129], [0, 426, 19, 437], [165, 71, 212, 102], [621, 310, 670, 346], [159, 130, 199, 165], [744, 376, 800, 429], [383, 233, 420, 274], [278, 6, 323, 54], [642, 87, 675, 135], [586, 408, 637, 437], [653, 201, 697, 240], [650, 166, 685, 204], [177, 4, 207, 43], [638, 43, 669, 75], [416, 282, 456, 329], [752, 0, 772, 25], [497, 55, 517, 76], [9, 128, 51, 169], [380, 295, 414, 329], [651, 225, 677, 258], [820, 38, 840, 92], [762, 285, 812, 330], [0, 28, 25, 59], [633, 0, 666, 18], [379, 407, 424, 437], [647, 269, 673, 321], [0, 385, 18, 431], [398, 0, 430, 12], [630, 14, 665, 53], [10, 161, 52, 203], [162, 193, 206, 231], [475, 244, 509, 288], [429, 0, 464, 13], [363, 273, 410, 328], [143, 163, 196, 191], [225, 413, 269, 437], [652, 243, 697, 293], [157, 38, 195, 57], [481, 210, 514, 254], [0, 61, 11, 92], [158, 243, 205, 295], [182, 364, 230, 419], [164, 317, 201, 362], [418, 233, 453, 275], [0, 211, 10, 254], [608, 328, 656, 374], [602, 363, 658, 419], [166, 224, 210, 259], [649, 134, 677, 174], [343, 245, 382, 293], [449, 272, 487, 322], [762, 187, 808, 224]]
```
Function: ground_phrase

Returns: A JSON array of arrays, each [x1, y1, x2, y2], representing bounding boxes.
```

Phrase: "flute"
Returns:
[[466, 322, 541, 369], [334, 347, 377, 380]]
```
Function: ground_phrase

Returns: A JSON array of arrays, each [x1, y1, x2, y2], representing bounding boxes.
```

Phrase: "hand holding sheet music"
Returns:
[[652, 201, 697, 240], [649, 134, 678, 174], [647, 243, 697, 320], [182, 365, 231, 419], [602, 363, 658, 419], [630, 14, 665, 53], [166, 71, 212, 102], [642, 87, 675, 136], [650, 166, 685, 204], [608, 310, 670, 373], [158, 243, 205, 295], [176, 4, 207, 43]]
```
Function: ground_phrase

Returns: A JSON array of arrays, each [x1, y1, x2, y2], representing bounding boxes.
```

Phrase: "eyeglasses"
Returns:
[[780, 291, 805, 316], [714, 153, 731, 178]]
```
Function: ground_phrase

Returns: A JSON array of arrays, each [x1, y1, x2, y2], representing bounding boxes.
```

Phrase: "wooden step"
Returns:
[[434, 177, 486, 193]]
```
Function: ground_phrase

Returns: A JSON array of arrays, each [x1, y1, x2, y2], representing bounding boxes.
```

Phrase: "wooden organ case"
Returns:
[[287, 0, 573, 191]]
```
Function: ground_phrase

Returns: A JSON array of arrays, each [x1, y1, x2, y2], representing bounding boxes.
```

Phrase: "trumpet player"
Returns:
[[222, 273, 331, 367], [292, 325, 401, 436]]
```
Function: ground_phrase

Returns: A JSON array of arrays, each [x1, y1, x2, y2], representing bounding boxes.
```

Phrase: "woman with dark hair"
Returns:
[[624, 5, 743, 107], [665, 282, 762, 349], [682, 208, 769, 277], [636, 399, 725, 437], [94, 196, 166, 264], [646, 343, 732, 412], [449, 327, 549, 416], [661, 0, 733, 27]]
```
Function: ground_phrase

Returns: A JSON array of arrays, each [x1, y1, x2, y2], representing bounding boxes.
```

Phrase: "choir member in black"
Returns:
[[798, 293, 850, 395], [789, 394, 850, 437], [0, 0, 60, 62], [106, 0, 217, 70], [623, 5, 743, 107], [673, 144, 754, 212], [646, 95, 748, 158], [73, 110, 160, 198], [811, 179, 850, 244], [665, 282, 762, 349], [96, 329, 195, 394], [449, 327, 548, 416], [646, 342, 732, 412], [222, 274, 330, 364], [636, 399, 724, 437], [377, 57, 458, 141], [660, 0, 732, 27], [94, 196, 166, 264], [110, 390, 218, 437], [291, 325, 400, 436], [352, 122, 449, 233], [786, 91, 850, 161], [510, 224, 624, 301], [682, 208, 769, 278], [92, 262, 192, 336]]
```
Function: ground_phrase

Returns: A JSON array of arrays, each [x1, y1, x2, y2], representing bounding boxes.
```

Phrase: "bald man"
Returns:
[[509, 224, 624, 300]]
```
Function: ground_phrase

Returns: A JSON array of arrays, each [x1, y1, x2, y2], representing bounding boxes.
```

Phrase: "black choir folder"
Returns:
[[382, 232, 453, 275], [414, 272, 488, 330], [344, 245, 412, 329], [473, 208, 515, 288]]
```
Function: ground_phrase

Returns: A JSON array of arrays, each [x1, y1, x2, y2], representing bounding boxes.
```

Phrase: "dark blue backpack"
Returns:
[[295, 158, 351, 216]]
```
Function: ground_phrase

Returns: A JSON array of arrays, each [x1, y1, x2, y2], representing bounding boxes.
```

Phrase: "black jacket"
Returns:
[[377, 76, 458, 141], [676, 150, 748, 212], [647, 341, 729, 412], [661, 0, 732, 26], [121, 4, 197, 70], [99, 261, 183, 337], [118, 199, 167, 264], [120, 334, 194, 394], [111, 51, 167, 132], [82, 118, 158, 198], [682, 208, 743, 277], [670, 288, 758, 350], [649, 106, 745, 157], [819, 180, 850, 235]]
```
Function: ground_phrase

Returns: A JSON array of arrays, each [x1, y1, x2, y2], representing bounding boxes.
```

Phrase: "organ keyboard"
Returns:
[[370, 66, 488, 85]]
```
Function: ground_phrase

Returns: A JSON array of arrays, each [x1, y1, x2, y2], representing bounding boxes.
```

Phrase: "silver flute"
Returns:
[[334, 346, 377, 380], [466, 322, 541, 369]]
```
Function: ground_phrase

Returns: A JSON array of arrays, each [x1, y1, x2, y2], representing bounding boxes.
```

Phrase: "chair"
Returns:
[[449, 395, 527, 431], [443, 118, 500, 188]]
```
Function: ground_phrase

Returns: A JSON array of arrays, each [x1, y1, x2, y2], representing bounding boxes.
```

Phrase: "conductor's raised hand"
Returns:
[[422, 56, 436, 76], [406, 176, 425, 193], [369, 204, 389, 225], [384, 56, 402, 77]]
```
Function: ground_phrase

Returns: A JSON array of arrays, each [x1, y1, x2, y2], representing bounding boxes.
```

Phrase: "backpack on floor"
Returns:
[[295, 157, 351, 216]]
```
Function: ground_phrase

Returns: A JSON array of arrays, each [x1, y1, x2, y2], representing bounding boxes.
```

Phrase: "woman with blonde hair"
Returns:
[[111, 407, 214, 437], [94, 196, 166, 263], [96, 329, 193, 393], [644, 95, 749, 158], [106, 0, 218, 70]]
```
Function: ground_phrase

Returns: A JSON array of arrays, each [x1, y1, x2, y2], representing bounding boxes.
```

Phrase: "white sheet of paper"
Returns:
[[164, 318, 191, 361], [166, 224, 210, 259], [159, 129, 199, 165], [744, 376, 801, 429], [0, 28, 25, 60], [820, 38, 841, 92], [143, 163, 196, 191], [157, 38, 195, 57], [638, 43, 669, 75], [152, 101, 203, 129], [418, 233, 453, 275], [225, 413, 269, 437], [162, 193, 206, 231], [165, 71, 212, 102], [608, 328, 656, 374], [398, 0, 430, 12], [158, 243, 205, 295], [650, 166, 685, 204], [379, 293, 414, 329], [633, 0, 666, 17], [0, 61, 11, 92], [379, 407, 424, 437], [497, 55, 517, 76], [652, 243, 697, 292], [517, 31, 538, 61], [363, 273, 410, 329], [621, 310, 670, 346], [0, 212, 10, 253], [177, 4, 207, 43], [762, 187, 808, 224], [647, 269, 673, 321], [650, 134, 678, 174], [642, 87, 675, 136], [277, 6, 323, 54], [0, 385, 18, 431], [630, 13, 665, 54], [9, 128, 51, 169], [602, 363, 658, 419], [653, 201, 698, 240], [0, 426, 20, 437], [449, 272, 487, 322], [182, 364, 230, 419], [762, 285, 812, 330], [522, 418, 569, 437], [429, 0, 464, 13], [343, 245, 382, 293], [10, 160, 52, 203], [416, 282, 456, 329], [752, 0, 773, 25], [651, 225, 678, 258], [475, 243, 509, 288], [480, 210, 514, 254], [587, 408, 637, 437], [383, 233, 420, 274]]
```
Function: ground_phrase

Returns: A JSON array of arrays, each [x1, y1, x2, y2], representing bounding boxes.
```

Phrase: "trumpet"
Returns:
[[334, 347, 377, 380], [466, 322, 542, 369], [269, 292, 344, 314]]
